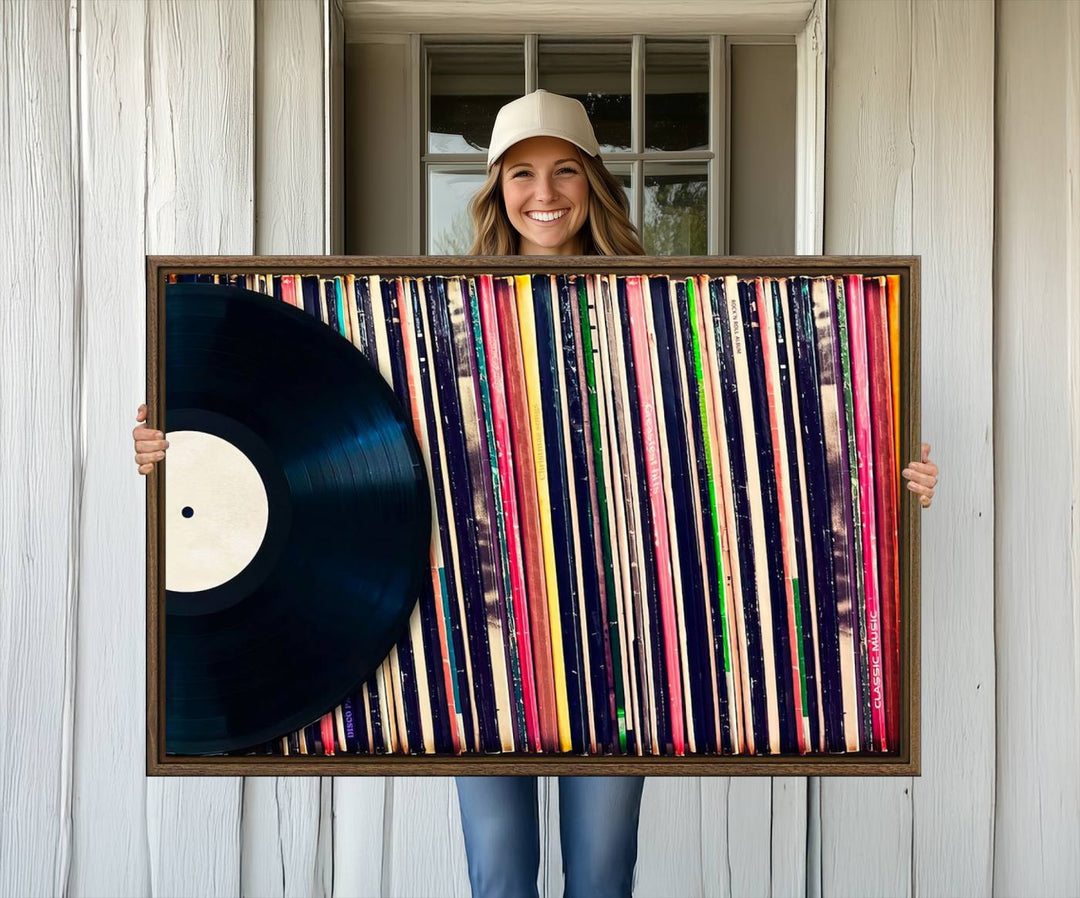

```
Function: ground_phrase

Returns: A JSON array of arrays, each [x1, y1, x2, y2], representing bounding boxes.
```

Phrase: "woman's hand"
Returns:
[[132, 403, 169, 475], [901, 442, 938, 508]]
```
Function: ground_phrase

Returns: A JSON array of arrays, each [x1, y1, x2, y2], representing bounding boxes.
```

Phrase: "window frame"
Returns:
[[409, 3, 825, 257], [421, 33, 734, 255]]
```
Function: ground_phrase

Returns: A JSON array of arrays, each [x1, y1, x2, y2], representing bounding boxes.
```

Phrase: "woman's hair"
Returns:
[[467, 150, 645, 256]]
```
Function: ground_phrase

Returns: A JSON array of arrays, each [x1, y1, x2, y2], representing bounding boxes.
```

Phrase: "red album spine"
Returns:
[[320, 712, 336, 755], [495, 276, 560, 752], [866, 276, 901, 750], [478, 274, 541, 751], [844, 275, 886, 751]]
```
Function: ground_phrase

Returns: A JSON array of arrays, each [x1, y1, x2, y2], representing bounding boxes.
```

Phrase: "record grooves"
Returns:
[[164, 283, 431, 756]]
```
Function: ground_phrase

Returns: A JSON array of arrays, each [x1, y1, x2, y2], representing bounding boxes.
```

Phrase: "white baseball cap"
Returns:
[[486, 89, 601, 169]]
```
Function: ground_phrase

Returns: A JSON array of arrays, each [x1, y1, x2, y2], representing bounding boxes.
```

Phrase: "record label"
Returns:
[[164, 428, 269, 594]]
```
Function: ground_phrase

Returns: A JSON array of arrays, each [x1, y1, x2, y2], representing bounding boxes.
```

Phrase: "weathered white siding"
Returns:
[[70, 0, 150, 893], [1, 1, 1078, 897], [994, 1, 1080, 893], [143, 0, 253, 894], [824, 2, 997, 896], [0, 2, 79, 897]]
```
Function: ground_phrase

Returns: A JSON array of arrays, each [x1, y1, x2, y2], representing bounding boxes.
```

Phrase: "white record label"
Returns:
[[165, 429, 270, 593]]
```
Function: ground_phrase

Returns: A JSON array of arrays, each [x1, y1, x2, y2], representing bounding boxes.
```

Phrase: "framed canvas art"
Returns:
[[145, 255, 921, 776]]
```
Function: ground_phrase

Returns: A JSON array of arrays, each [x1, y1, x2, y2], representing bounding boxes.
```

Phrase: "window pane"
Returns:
[[643, 163, 708, 255], [605, 163, 635, 222], [729, 44, 796, 254], [428, 43, 524, 154], [428, 167, 487, 253], [645, 40, 709, 152], [538, 40, 631, 153]]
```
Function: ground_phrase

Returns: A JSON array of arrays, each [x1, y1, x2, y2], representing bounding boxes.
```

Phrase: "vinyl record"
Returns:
[[164, 282, 431, 755]]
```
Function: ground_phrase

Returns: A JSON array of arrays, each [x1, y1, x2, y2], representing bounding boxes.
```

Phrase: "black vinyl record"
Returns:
[[164, 282, 431, 755]]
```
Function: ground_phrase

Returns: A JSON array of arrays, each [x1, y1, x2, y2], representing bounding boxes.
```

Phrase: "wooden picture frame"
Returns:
[[146, 255, 921, 777]]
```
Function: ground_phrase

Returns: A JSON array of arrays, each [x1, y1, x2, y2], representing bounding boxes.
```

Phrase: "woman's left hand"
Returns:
[[902, 442, 938, 509]]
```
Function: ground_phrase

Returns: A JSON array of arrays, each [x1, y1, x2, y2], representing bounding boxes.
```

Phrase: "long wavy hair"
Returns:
[[467, 148, 645, 256]]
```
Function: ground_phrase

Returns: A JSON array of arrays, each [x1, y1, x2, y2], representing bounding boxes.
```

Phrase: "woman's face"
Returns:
[[499, 136, 590, 255]]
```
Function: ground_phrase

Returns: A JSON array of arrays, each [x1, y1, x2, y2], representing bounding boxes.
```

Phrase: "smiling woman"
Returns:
[[500, 138, 591, 255], [466, 90, 645, 257]]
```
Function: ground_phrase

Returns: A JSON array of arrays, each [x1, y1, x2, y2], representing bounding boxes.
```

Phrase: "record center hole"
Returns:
[[181, 506, 194, 518]]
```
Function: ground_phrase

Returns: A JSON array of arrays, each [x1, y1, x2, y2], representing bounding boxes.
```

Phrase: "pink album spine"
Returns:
[[478, 274, 541, 751], [844, 274, 886, 750], [626, 275, 686, 756]]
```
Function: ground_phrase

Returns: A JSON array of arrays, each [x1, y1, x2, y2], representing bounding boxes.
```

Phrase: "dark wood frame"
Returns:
[[146, 255, 921, 776]]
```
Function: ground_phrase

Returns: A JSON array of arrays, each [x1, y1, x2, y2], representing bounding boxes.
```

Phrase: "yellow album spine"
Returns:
[[514, 274, 573, 753]]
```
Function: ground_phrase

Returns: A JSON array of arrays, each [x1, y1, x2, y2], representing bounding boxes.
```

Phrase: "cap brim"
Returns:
[[487, 130, 600, 168]]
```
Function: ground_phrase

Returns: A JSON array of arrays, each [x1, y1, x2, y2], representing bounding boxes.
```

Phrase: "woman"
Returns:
[[450, 90, 650, 898], [131, 90, 940, 898]]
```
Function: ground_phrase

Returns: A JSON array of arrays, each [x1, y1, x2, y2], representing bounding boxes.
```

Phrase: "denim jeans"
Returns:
[[454, 775, 646, 898]]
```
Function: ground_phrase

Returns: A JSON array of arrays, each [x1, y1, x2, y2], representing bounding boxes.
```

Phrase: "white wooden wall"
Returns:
[[1, 1, 1077, 896], [993, 1, 1080, 893], [825, 1, 996, 893]]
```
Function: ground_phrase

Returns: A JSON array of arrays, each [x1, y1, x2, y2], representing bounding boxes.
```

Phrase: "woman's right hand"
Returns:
[[133, 403, 169, 475]]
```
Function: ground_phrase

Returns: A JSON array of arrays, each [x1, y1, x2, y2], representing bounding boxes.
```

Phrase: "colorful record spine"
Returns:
[[574, 275, 625, 753], [550, 275, 600, 753], [477, 274, 540, 751], [514, 274, 574, 752], [626, 275, 685, 755], [531, 274, 588, 753], [496, 276, 560, 752], [757, 277, 810, 753]]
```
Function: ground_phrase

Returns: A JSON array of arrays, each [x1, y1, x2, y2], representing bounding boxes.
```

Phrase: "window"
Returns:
[[422, 35, 793, 256]]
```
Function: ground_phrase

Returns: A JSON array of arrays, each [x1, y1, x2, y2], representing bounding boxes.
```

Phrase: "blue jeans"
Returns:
[[454, 775, 646, 898]]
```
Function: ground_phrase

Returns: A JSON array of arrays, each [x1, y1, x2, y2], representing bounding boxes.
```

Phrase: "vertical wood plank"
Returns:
[[144, 1, 254, 893], [771, 777, 808, 897], [242, 2, 328, 895], [700, 778, 773, 898], [384, 777, 471, 898], [795, 0, 826, 255], [826, 2, 997, 896], [635, 778, 705, 897], [332, 778, 386, 898], [0, 1, 78, 895], [994, 2, 1080, 893], [908, 3, 995, 896], [699, 779, 733, 898], [70, 1, 152, 894], [726, 779, 774, 895], [254, 0, 324, 256], [823, 3, 915, 894], [241, 778, 327, 898]]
